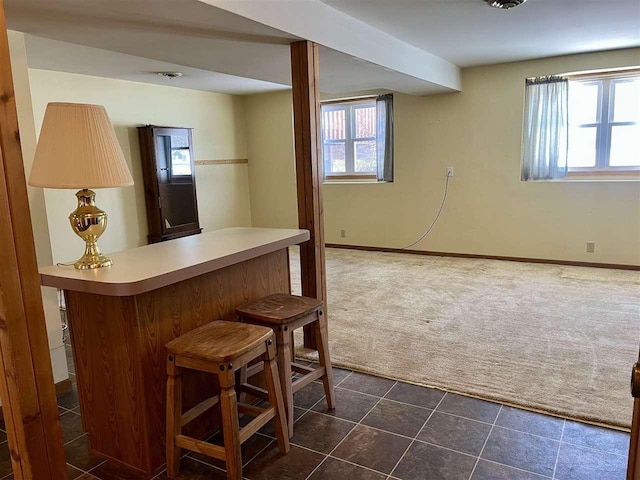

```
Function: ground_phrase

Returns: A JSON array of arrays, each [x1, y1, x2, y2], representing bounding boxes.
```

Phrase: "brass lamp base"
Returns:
[[69, 189, 112, 270]]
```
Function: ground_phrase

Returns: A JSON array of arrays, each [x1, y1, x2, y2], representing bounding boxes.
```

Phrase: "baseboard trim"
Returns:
[[55, 377, 73, 396], [0, 377, 73, 421], [325, 243, 640, 271]]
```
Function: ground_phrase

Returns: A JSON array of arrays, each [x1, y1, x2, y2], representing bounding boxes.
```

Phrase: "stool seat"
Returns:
[[236, 293, 322, 324], [166, 321, 272, 363]]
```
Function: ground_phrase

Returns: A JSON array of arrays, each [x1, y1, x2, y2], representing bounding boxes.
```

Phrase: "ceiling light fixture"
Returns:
[[485, 0, 526, 9], [156, 72, 183, 79]]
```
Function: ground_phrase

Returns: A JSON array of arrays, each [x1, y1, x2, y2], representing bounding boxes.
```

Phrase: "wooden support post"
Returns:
[[290, 40, 326, 350], [0, 1, 67, 478]]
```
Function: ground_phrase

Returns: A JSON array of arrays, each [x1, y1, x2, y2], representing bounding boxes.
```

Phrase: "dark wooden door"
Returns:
[[138, 126, 201, 243], [628, 347, 640, 479]]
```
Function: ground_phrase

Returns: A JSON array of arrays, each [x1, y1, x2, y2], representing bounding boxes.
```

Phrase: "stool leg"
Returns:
[[219, 368, 242, 480], [237, 365, 248, 403], [166, 356, 183, 478], [264, 340, 291, 453], [315, 311, 336, 410], [277, 328, 294, 437]]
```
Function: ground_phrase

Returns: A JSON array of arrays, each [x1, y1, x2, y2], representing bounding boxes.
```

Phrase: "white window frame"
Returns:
[[568, 72, 639, 174], [321, 98, 377, 180]]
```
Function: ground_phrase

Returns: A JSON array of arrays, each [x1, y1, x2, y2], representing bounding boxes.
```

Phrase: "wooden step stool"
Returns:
[[236, 293, 336, 437], [165, 321, 289, 480]]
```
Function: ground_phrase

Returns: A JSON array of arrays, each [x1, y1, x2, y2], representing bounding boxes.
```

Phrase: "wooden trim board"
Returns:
[[326, 243, 640, 271], [194, 159, 248, 166], [0, 2, 67, 476]]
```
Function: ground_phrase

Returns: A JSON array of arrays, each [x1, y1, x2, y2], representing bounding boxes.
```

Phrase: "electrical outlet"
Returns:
[[447, 167, 454, 177], [586, 241, 595, 253], [340, 229, 346, 238]]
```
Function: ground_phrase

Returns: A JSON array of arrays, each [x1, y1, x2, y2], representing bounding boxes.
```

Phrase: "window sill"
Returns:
[[565, 169, 640, 181], [323, 174, 381, 184]]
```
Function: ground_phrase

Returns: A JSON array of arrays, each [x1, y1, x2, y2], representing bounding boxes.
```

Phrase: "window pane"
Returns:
[[322, 107, 346, 140], [610, 124, 640, 166], [324, 142, 346, 173], [354, 140, 377, 173], [354, 105, 376, 138], [171, 149, 191, 176], [170, 133, 189, 148], [569, 82, 599, 125], [567, 126, 597, 167], [612, 79, 640, 123]]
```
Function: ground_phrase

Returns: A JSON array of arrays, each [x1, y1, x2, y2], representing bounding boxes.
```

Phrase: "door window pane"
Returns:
[[567, 126, 597, 167], [170, 133, 189, 148], [171, 149, 192, 176], [609, 124, 640, 166], [569, 82, 599, 125]]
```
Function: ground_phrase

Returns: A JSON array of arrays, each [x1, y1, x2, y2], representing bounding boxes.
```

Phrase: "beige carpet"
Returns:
[[291, 248, 640, 428]]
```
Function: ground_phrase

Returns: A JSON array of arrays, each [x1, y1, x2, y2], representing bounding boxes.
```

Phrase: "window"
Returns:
[[567, 72, 639, 173], [321, 96, 395, 181]]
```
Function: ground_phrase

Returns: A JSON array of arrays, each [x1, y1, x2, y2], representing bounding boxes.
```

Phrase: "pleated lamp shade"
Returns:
[[29, 103, 134, 189]]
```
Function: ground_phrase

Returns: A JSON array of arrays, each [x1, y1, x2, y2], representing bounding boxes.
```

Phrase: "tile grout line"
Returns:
[[466, 404, 502, 480], [551, 419, 566, 479], [481, 458, 554, 479], [184, 371, 357, 478], [291, 370, 355, 422], [386, 391, 448, 480], [302, 380, 398, 480], [557, 439, 629, 458], [243, 370, 356, 478], [291, 441, 397, 478], [242, 436, 276, 469]]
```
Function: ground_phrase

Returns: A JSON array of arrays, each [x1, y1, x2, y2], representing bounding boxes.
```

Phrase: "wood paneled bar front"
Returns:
[[39, 227, 309, 478]]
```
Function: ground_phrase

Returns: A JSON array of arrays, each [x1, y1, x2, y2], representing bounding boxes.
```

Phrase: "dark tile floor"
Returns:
[[0, 343, 630, 480]]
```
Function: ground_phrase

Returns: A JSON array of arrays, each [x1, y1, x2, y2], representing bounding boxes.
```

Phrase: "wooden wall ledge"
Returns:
[[194, 159, 248, 166]]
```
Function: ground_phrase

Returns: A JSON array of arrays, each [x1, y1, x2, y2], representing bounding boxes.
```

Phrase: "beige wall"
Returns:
[[245, 91, 298, 228], [245, 48, 640, 266], [27, 69, 252, 264], [8, 31, 67, 384]]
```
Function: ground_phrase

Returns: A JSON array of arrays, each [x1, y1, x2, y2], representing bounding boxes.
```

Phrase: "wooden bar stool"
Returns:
[[165, 321, 289, 480], [236, 294, 335, 437]]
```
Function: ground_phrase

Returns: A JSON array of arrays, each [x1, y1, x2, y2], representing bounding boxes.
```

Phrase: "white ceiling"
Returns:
[[5, 0, 640, 96], [322, 0, 640, 67], [4, 0, 460, 95], [24, 35, 289, 96]]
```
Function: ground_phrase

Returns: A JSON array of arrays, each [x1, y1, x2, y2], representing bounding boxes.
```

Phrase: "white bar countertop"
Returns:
[[39, 227, 309, 296]]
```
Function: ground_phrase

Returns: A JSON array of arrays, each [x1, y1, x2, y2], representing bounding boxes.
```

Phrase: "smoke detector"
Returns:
[[156, 72, 183, 79], [485, 0, 526, 9]]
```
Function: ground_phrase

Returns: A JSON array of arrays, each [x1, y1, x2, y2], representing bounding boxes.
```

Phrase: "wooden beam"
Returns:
[[290, 40, 326, 349], [0, 1, 67, 478]]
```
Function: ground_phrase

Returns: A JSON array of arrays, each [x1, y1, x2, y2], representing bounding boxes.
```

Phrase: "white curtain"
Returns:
[[376, 94, 394, 182], [522, 77, 569, 181]]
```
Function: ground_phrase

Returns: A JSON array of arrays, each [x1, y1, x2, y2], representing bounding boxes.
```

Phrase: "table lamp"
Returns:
[[28, 103, 134, 270]]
